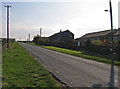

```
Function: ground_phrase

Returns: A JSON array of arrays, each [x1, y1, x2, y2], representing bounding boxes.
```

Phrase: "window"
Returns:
[[113, 36, 117, 41]]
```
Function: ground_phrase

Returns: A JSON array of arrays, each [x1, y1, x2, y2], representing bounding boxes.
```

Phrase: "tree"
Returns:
[[33, 35, 40, 44], [37, 37, 50, 45], [33, 36, 50, 45]]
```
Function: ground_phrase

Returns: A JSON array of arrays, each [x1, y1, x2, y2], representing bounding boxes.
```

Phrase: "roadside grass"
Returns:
[[28, 42, 39, 46], [43, 46, 82, 55], [2, 42, 58, 87], [43, 46, 120, 65]]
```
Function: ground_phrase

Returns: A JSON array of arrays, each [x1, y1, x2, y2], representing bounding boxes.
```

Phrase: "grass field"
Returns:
[[2, 42, 57, 87], [43, 46, 120, 65]]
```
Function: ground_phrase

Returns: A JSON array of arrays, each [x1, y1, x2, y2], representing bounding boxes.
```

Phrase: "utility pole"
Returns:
[[109, 0, 114, 54], [105, 0, 114, 53], [29, 34, 30, 42], [5, 5, 11, 48], [40, 28, 42, 37], [105, 0, 115, 87]]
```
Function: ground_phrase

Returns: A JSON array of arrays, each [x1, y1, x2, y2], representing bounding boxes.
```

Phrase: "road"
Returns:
[[18, 42, 118, 87]]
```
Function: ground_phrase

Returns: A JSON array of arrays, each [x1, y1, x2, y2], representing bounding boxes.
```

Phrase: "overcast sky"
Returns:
[[0, 0, 120, 41]]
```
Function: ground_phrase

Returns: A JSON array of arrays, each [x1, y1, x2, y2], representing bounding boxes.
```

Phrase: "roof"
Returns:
[[80, 30, 111, 39], [63, 30, 74, 35], [49, 30, 74, 38]]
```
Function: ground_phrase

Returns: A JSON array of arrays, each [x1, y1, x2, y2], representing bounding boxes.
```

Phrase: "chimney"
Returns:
[[60, 29, 62, 32]]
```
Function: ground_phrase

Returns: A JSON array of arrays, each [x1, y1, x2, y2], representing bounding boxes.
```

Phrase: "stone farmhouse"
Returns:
[[76, 29, 119, 46], [49, 30, 74, 46]]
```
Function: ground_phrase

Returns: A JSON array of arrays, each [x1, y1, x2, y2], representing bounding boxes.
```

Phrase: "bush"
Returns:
[[92, 40, 103, 45], [100, 47, 111, 54], [33, 36, 50, 46], [37, 37, 50, 45], [33, 35, 40, 44], [102, 40, 111, 47]]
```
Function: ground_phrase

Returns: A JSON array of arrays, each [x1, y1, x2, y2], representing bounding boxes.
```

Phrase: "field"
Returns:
[[2, 42, 57, 87]]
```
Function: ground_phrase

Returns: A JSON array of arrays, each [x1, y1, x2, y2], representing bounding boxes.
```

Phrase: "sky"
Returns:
[[0, 0, 120, 41]]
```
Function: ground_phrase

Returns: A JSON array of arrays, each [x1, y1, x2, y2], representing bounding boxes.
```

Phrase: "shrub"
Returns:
[[33, 36, 50, 46], [102, 40, 111, 47], [37, 37, 50, 45], [33, 35, 40, 44], [100, 47, 111, 54], [92, 40, 103, 45]]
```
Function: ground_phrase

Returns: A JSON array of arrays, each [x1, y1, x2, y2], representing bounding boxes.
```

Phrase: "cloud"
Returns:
[[2, 0, 119, 40], [8, 22, 67, 40], [10, 22, 32, 31]]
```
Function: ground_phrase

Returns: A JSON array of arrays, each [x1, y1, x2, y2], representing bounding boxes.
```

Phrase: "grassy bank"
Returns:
[[43, 46, 120, 65], [2, 42, 57, 87]]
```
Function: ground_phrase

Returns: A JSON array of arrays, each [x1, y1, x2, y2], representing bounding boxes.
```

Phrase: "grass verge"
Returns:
[[2, 42, 57, 87], [43, 46, 120, 65]]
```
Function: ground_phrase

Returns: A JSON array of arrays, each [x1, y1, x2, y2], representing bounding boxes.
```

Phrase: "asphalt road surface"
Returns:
[[18, 42, 119, 87]]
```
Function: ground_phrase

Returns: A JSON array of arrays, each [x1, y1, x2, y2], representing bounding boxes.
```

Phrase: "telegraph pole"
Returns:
[[104, 0, 114, 53], [5, 5, 11, 48], [109, 0, 114, 54], [109, 0, 114, 87], [29, 34, 30, 42], [40, 28, 42, 37]]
